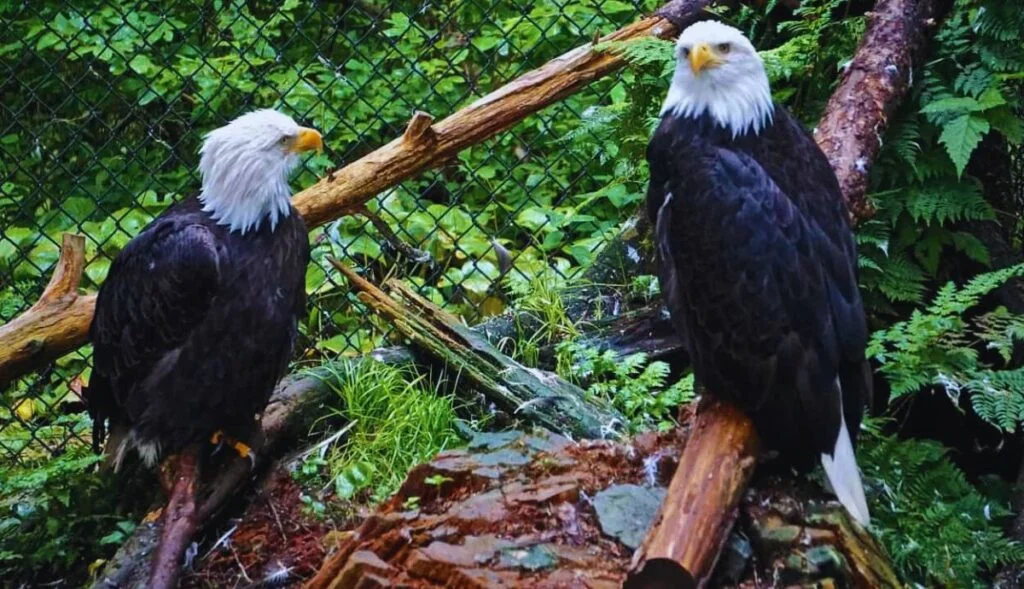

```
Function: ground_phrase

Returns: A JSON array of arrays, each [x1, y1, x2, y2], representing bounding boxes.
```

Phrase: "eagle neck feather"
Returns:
[[661, 62, 774, 139], [198, 140, 296, 235]]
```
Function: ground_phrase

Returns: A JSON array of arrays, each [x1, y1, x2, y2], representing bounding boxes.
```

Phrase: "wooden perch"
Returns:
[[815, 0, 939, 222], [0, 0, 708, 386], [0, 234, 94, 388], [329, 257, 624, 440], [626, 399, 759, 588], [148, 447, 201, 589]]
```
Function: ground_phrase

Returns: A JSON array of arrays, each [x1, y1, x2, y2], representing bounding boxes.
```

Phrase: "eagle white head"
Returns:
[[198, 109, 323, 235], [661, 21, 774, 138]]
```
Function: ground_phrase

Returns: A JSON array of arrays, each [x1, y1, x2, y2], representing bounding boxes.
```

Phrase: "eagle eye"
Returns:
[[279, 135, 290, 145], [717, 42, 731, 54], [680, 46, 690, 58]]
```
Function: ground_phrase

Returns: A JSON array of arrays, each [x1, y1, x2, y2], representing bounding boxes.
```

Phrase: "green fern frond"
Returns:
[[873, 254, 928, 303], [903, 180, 994, 226], [595, 37, 676, 77], [861, 428, 1024, 587]]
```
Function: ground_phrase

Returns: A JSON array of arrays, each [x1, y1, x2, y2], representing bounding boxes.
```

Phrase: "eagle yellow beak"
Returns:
[[689, 42, 722, 75], [291, 127, 323, 153]]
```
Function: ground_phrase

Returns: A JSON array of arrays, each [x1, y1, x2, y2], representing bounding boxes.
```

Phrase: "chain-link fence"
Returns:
[[0, 0, 661, 465]]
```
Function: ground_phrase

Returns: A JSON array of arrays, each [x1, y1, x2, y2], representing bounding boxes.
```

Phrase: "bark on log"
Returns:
[[329, 258, 624, 440], [625, 398, 759, 588], [814, 0, 939, 223], [0, 234, 94, 389], [0, 0, 708, 387]]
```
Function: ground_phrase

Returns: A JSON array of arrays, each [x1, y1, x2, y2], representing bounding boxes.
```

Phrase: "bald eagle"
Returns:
[[86, 109, 321, 469], [647, 21, 871, 526]]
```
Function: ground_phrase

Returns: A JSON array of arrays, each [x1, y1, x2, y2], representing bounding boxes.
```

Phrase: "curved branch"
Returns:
[[0, 234, 95, 388]]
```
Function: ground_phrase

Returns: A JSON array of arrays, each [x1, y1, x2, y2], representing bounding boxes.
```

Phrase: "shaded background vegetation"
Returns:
[[1, 0, 1024, 586]]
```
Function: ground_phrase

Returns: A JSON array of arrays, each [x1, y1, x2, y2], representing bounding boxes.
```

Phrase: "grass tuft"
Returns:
[[316, 359, 463, 503]]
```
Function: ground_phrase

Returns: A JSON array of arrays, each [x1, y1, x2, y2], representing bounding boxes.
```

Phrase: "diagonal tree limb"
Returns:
[[814, 0, 939, 223]]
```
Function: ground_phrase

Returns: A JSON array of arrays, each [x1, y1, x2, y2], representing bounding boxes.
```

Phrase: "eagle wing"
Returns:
[[652, 143, 862, 456], [87, 217, 222, 444]]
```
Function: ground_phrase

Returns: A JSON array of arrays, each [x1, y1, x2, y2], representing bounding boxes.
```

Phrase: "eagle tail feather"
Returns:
[[820, 410, 870, 527]]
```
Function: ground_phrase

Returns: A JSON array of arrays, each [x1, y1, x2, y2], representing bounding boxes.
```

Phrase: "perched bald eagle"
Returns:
[[648, 21, 871, 526], [86, 109, 321, 469]]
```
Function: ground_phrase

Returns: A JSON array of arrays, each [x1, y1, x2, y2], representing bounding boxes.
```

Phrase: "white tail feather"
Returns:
[[821, 410, 871, 527]]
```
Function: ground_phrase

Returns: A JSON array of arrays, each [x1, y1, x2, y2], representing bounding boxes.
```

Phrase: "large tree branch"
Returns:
[[815, 0, 939, 223], [0, 0, 710, 387]]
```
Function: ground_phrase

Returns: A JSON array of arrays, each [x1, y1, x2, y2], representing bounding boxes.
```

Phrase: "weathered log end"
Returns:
[[0, 233, 96, 388], [627, 397, 760, 587]]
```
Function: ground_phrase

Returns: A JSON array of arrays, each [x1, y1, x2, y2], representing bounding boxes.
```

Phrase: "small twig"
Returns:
[[358, 207, 433, 265], [265, 494, 287, 541], [230, 544, 254, 584], [202, 522, 239, 562], [297, 420, 357, 462]]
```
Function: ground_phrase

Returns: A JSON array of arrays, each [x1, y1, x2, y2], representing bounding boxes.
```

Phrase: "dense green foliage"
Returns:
[[0, 447, 141, 581], [2, 0, 1024, 585], [314, 360, 463, 504], [860, 423, 1024, 587]]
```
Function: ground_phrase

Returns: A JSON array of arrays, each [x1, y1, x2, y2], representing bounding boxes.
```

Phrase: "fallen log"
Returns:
[[329, 258, 624, 440], [0, 0, 710, 385]]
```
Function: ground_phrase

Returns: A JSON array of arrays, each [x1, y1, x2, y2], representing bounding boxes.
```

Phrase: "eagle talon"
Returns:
[[232, 441, 257, 470], [210, 430, 226, 456], [208, 431, 255, 467]]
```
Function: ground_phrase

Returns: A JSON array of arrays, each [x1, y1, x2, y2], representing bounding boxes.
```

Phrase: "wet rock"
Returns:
[[593, 484, 667, 549]]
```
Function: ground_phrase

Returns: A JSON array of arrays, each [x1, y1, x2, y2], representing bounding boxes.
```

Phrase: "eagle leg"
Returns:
[[209, 430, 257, 469]]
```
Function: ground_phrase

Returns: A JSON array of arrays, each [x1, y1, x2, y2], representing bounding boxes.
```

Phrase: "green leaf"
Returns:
[[986, 106, 1024, 144], [920, 96, 985, 115], [128, 54, 156, 75], [938, 114, 990, 177]]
